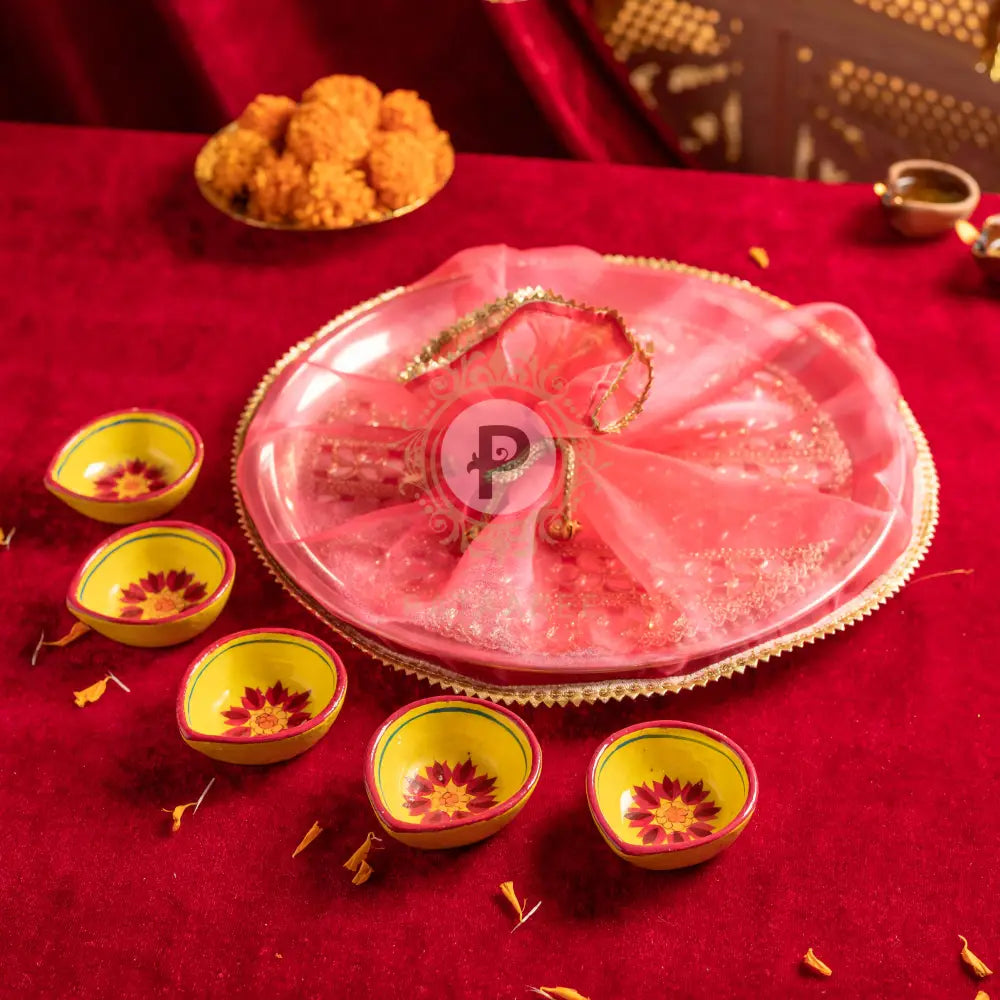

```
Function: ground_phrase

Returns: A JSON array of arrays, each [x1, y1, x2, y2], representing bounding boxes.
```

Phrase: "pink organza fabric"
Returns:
[[237, 246, 918, 678]]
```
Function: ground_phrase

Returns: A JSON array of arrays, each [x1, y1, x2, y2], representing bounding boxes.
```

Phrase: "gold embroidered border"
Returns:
[[231, 257, 939, 707]]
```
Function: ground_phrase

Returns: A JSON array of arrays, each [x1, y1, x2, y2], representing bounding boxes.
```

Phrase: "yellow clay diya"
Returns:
[[178, 628, 347, 765], [364, 696, 542, 849], [67, 521, 234, 647], [45, 408, 203, 523], [874, 159, 980, 238], [587, 720, 757, 870]]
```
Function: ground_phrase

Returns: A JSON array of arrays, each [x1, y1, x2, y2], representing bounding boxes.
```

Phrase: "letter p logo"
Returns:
[[466, 424, 531, 499]]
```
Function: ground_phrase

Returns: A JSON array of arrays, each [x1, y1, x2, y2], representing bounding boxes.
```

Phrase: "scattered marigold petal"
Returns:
[[292, 821, 323, 858], [500, 880, 542, 931], [0, 526, 15, 548], [960, 936, 994, 979], [343, 832, 380, 871], [956, 219, 981, 245], [975, 991, 990, 1000], [500, 880, 525, 921], [43, 621, 91, 648], [802, 948, 832, 977], [73, 677, 109, 708], [529, 988, 592, 1000], [351, 860, 373, 885], [163, 801, 198, 833], [749, 246, 770, 269]]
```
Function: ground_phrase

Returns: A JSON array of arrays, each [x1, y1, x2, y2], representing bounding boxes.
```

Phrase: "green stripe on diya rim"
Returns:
[[596, 732, 747, 796], [55, 416, 195, 476], [376, 706, 529, 802], [185, 637, 337, 718], [79, 531, 225, 600]]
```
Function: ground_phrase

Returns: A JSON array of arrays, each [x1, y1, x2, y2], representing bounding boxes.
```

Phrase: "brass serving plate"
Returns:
[[232, 257, 939, 707], [194, 122, 453, 231]]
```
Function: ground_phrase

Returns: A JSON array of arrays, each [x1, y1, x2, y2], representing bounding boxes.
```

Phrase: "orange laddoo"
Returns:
[[302, 74, 381, 133], [248, 151, 306, 223], [285, 101, 371, 167], [199, 74, 453, 226], [368, 129, 436, 209], [202, 127, 271, 200], [379, 89, 437, 139], [425, 131, 455, 186], [291, 162, 377, 227], [236, 94, 298, 143]]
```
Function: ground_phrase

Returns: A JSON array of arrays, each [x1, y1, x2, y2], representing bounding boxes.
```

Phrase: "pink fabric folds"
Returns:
[[237, 246, 917, 678]]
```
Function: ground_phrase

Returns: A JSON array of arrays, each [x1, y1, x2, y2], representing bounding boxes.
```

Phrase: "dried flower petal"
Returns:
[[802, 948, 832, 976], [351, 860, 373, 885], [956, 219, 981, 246], [163, 802, 197, 833], [292, 821, 323, 858], [73, 677, 108, 708], [500, 880, 525, 921], [529, 988, 592, 1000], [500, 880, 542, 932], [43, 622, 91, 648], [960, 936, 994, 979], [343, 832, 380, 871], [749, 246, 770, 269]]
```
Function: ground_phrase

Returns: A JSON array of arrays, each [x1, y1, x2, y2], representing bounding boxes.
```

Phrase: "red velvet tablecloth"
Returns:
[[1, 121, 998, 999]]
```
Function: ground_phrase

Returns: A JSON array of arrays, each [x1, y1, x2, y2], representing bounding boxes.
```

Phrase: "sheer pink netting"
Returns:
[[237, 246, 918, 678]]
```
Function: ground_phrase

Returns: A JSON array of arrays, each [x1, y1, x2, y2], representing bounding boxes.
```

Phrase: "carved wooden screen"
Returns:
[[592, 0, 1000, 187]]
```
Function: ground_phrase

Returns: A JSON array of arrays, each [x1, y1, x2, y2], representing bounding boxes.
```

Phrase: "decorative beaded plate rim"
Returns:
[[231, 255, 939, 707], [194, 122, 454, 232]]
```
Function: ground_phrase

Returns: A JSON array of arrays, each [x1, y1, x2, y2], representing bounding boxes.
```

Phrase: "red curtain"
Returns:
[[483, 0, 686, 166], [0, 0, 683, 165], [0, 0, 564, 157]]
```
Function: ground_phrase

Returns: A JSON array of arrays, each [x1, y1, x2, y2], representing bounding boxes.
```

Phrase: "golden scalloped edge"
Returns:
[[231, 257, 939, 707]]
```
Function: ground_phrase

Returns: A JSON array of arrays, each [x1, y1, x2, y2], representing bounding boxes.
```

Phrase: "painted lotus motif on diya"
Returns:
[[220, 680, 312, 738], [93, 458, 168, 499], [403, 759, 498, 824], [625, 775, 721, 845], [118, 569, 209, 620]]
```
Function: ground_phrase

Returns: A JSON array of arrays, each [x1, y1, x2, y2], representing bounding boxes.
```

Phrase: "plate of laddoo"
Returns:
[[194, 75, 455, 229]]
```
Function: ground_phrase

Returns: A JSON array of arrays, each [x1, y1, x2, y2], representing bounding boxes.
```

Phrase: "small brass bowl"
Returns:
[[178, 628, 348, 765], [875, 159, 980, 238], [68, 521, 235, 647], [45, 408, 203, 524]]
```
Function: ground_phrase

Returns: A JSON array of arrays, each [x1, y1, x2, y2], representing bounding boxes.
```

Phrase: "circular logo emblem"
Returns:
[[437, 398, 557, 516]]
